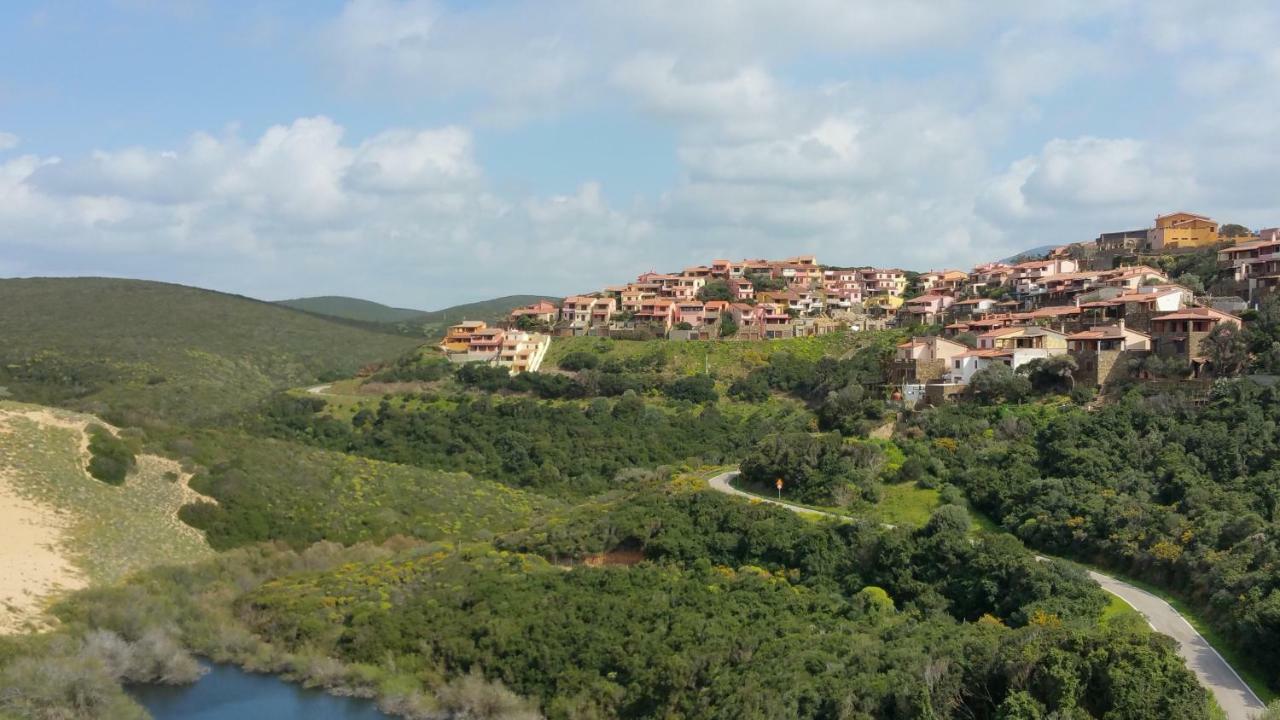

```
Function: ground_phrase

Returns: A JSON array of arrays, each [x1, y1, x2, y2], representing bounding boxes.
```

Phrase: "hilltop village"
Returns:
[[441, 211, 1278, 401]]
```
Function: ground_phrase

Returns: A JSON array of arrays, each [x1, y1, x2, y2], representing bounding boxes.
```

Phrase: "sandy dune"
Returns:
[[0, 411, 87, 633], [0, 405, 214, 634]]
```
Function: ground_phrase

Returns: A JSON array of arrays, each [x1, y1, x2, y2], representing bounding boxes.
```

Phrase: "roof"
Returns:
[[1152, 307, 1240, 323], [1066, 325, 1151, 341], [1156, 210, 1211, 222], [957, 348, 1014, 359], [453, 320, 486, 328]]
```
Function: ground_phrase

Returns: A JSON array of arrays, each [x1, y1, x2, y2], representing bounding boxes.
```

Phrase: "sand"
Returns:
[[0, 412, 87, 633], [0, 406, 214, 634]]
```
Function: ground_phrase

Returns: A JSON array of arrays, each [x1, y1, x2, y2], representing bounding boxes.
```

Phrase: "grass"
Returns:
[[1100, 594, 1143, 626], [872, 483, 942, 527], [543, 331, 898, 379], [0, 277, 422, 425], [0, 401, 213, 584]]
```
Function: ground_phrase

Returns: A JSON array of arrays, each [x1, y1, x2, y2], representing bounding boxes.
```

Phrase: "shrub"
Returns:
[[86, 426, 136, 486], [557, 351, 600, 372], [663, 375, 718, 404]]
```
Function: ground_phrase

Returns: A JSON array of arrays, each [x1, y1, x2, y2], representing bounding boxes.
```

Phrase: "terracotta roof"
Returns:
[[1152, 307, 1240, 323]]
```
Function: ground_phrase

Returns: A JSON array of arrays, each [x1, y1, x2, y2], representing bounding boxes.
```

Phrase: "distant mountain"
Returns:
[[1002, 245, 1059, 263], [413, 295, 562, 337], [276, 296, 429, 324], [280, 294, 561, 337], [0, 278, 421, 424]]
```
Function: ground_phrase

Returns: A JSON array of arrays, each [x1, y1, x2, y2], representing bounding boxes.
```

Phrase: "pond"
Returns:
[[131, 663, 391, 720]]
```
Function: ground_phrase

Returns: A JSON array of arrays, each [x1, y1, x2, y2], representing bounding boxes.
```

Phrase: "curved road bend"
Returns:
[[706, 471, 1267, 720]]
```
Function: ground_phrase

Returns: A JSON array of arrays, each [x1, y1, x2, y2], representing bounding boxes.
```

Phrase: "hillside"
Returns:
[[275, 295, 428, 324], [275, 293, 560, 337], [170, 431, 560, 550], [0, 278, 422, 425], [1002, 244, 1059, 263], [0, 401, 213, 633]]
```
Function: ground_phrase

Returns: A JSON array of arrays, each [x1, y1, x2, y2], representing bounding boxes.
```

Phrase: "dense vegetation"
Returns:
[[167, 431, 556, 550], [275, 295, 431, 323], [253, 392, 810, 497], [904, 379, 1280, 691], [241, 486, 1209, 720], [0, 278, 421, 425], [85, 426, 137, 486]]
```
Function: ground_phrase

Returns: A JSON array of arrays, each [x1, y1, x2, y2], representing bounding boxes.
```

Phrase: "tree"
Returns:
[[1221, 223, 1252, 238], [1173, 273, 1205, 295], [719, 312, 739, 338], [663, 375, 717, 404], [697, 280, 733, 302], [1203, 323, 1249, 377], [1020, 355, 1077, 393], [746, 273, 787, 293], [969, 364, 1031, 404], [558, 351, 599, 372]]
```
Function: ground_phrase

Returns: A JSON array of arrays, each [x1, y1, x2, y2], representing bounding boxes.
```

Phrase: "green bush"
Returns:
[[85, 426, 136, 486]]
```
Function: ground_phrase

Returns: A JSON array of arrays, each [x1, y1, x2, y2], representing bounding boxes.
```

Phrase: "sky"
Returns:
[[1, 1, 1278, 309]]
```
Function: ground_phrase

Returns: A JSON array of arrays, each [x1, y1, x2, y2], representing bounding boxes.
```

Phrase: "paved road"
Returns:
[[706, 470, 1267, 720], [305, 384, 332, 395], [1087, 570, 1266, 720]]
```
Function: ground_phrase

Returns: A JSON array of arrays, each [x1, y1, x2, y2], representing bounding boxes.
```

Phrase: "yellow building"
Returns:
[[1147, 212, 1219, 250], [864, 294, 904, 310], [440, 320, 487, 353]]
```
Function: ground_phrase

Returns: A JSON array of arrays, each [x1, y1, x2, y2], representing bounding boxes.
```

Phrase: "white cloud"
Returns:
[[0, 132, 17, 151]]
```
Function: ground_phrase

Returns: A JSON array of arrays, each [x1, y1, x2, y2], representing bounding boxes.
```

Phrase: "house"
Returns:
[[1078, 286, 1191, 332], [1095, 228, 1149, 253], [560, 296, 615, 334], [1147, 211, 1220, 250], [465, 328, 506, 362], [726, 303, 763, 339], [1011, 258, 1080, 298], [902, 294, 955, 325], [891, 336, 969, 383], [441, 320, 487, 353], [674, 300, 706, 327], [726, 277, 756, 301], [862, 268, 908, 297], [1067, 321, 1151, 390], [1102, 266, 1168, 292], [951, 298, 998, 317], [634, 299, 676, 331], [1149, 307, 1241, 374], [507, 301, 559, 327], [761, 303, 795, 339], [977, 325, 1068, 353], [944, 326, 1068, 385], [1218, 237, 1280, 301], [498, 332, 551, 374]]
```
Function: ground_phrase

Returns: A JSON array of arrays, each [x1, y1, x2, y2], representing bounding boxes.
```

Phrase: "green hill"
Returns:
[[0, 278, 422, 425], [276, 293, 561, 338], [172, 431, 560, 550], [275, 295, 429, 324]]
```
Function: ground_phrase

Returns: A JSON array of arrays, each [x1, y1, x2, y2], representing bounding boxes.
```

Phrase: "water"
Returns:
[[131, 663, 391, 720]]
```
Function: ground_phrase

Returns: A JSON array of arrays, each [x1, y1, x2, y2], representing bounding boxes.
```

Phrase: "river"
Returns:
[[131, 663, 391, 720]]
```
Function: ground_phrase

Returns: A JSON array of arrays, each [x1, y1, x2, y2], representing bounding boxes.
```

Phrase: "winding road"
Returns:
[[706, 470, 1267, 720]]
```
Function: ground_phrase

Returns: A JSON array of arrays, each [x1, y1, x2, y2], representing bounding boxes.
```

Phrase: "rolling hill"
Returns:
[[277, 293, 560, 337], [275, 295, 429, 324], [0, 278, 423, 425]]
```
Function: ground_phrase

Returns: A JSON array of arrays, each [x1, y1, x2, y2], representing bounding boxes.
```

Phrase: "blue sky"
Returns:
[[2, 1, 1278, 308]]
